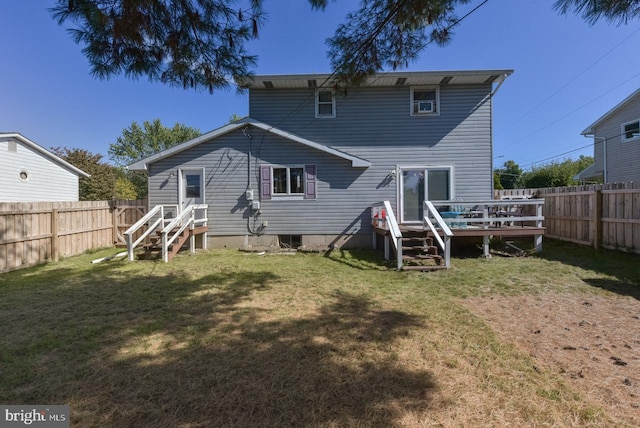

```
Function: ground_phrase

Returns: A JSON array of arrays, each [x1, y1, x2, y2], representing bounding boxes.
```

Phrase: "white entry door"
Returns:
[[179, 168, 205, 211]]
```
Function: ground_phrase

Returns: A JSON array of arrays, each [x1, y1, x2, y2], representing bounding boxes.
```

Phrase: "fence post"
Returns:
[[51, 208, 59, 262], [112, 202, 118, 245], [593, 189, 602, 249]]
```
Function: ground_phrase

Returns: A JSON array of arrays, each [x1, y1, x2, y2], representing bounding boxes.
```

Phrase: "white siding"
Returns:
[[0, 137, 80, 202]]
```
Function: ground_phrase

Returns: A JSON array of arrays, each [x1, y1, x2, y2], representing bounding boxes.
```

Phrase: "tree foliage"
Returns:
[[327, 0, 471, 88], [494, 160, 523, 189], [109, 119, 201, 197], [554, 0, 640, 24], [522, 155, 595, 188], [51, 147, 136, 200], [109, 119, 201, 167], [51, 0, 474, 92]]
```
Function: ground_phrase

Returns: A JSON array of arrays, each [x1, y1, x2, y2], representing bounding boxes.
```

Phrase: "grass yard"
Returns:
[[1, 240, 639, 427]]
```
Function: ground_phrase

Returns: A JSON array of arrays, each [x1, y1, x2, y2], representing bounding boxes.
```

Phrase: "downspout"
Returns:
[[593, 136, 606, 183], [243, 126, 262, 235]]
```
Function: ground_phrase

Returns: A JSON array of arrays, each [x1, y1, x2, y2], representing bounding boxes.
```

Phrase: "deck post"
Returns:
[[396, 236, 403, 271], [534, 202, 543, 252], [372, 230, 377, 250], [483, 235, 491, 258], [444, 235, 451, 267], [384, 234, 390, 260]]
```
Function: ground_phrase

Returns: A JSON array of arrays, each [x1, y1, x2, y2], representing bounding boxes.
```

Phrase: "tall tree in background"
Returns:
[[494, 160, 523, 189], [51, 147, 137, 200], [109, 119, 201, 197], [554, 0, 640, 24], [50, 0, 474, 92]]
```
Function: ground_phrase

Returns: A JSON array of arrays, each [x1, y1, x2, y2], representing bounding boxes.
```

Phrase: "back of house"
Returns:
[[130, 70, 512, 249]]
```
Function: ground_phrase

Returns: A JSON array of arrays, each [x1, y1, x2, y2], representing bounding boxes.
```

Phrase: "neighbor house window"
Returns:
[[622, 119, 640, 142], [411, 87, 439, 115], [316, 90, 335, 118], [260, 165, 317, 200]]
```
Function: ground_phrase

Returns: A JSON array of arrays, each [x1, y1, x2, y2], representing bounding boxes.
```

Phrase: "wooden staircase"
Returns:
[[138, 226, 208, 261], [399, 228, 446, 271]]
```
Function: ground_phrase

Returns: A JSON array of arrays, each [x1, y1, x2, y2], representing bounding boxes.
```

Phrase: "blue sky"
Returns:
[[2, 0, 639, 171]]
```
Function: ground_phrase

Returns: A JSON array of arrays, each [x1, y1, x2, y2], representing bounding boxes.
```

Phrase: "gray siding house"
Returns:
[[576, 88, 640, 183], [0, 133, 89, 202], [129, 70, 512, 248]]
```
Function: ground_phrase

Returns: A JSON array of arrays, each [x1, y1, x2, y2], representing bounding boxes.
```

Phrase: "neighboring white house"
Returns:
[[0, 132, 90, 202], [576, 88, 640, 183]]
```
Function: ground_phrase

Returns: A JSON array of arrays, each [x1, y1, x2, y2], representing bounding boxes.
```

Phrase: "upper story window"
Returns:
[[411, 87, 439, 116], [316, 90, 335, 118], [622, 119, 640, 142]]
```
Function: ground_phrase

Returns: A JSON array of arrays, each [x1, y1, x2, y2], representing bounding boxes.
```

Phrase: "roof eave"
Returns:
[[0, 133, 91, 178]]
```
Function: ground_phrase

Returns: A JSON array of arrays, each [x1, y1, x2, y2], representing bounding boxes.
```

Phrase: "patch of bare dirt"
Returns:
[[463, 293, 640, 426]]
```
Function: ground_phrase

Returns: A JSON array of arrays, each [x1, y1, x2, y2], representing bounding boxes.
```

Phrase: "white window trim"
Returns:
[[178, 167, 206, 211], [272, 166, 305, 198], [621, 119, 640, 143], [396, 165, 454, 223], [315, 89, 336, 118], [410, 86, 440, 116]]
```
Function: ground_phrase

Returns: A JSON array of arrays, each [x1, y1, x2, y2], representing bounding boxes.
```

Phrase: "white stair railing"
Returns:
[[124, 205, 178, 261], [423, 201, 453, 268], [160, 204, 208, 262]]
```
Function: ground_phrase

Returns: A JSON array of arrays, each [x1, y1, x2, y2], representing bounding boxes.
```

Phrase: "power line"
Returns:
[[498, 25, 640, 133], [497, 70, 640, 150]]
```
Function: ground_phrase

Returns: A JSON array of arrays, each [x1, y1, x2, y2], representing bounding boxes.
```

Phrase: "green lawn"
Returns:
[[1, 241, 638, 427]]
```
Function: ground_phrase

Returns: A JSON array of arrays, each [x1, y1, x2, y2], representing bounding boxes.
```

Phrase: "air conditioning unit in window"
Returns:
[[418, 101, 435, 113]]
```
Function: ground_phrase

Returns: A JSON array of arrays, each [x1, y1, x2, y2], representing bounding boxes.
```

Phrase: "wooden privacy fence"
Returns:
[[496, 182, 640, 253], [0, 199, 147, 273]]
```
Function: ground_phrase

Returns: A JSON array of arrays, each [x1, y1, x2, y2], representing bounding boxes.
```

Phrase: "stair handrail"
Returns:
[[125, 204, 168, 262], [160, 204, 208, 262], [423, 201, 453, 268], [382, 201, 404, 270]]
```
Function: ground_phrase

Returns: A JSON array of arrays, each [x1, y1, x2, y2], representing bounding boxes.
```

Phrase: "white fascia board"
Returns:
[[248, 120, 371, 167], [128, 118, 370, 170], [0, 133, 91, 177], [581, 87, 640, 135]]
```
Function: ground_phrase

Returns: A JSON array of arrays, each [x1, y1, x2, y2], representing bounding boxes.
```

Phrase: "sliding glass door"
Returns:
[[400, 167, 451, 223]]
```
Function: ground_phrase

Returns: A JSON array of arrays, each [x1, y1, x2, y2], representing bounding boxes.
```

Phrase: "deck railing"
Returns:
[[430, 199, 545, 255], [371, 201, 403, 270]]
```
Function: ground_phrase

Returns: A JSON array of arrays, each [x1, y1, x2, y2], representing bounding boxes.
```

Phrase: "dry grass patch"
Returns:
[[0, 242, 637, 426]]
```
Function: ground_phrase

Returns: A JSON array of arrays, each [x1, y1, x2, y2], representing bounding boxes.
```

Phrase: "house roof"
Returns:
[[0, 132, 90, 178], [127, 118, 371, 171], [581, 87, 640, 135], [573, 163, 602, 181], [236, 69, 514, 90]]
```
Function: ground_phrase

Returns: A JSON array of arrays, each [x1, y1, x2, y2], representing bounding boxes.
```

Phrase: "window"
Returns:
[[411, 87, 439, 115], [185, 174, 202, 198], [316, 90, 335, 118], [273, 167, 304, 195], [622, 119, 640, 142], [260, 165, 317, 200]]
